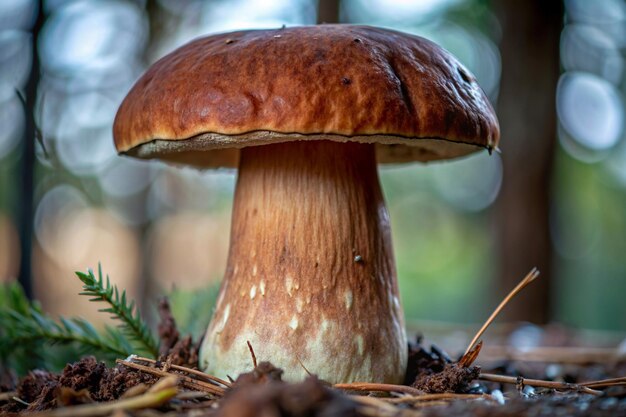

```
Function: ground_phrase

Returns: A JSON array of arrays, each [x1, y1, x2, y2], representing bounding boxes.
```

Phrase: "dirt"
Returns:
[[216, 375, 362, 417], [420, 394, 626, 417], [15, 369, 59, 412], [2, 334, 626, 416], [406, 336, 480, 393], [0, 356, 157, 413], [234, 361, 285, 385]]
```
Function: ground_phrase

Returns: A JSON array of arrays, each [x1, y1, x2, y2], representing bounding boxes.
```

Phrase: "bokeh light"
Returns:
[[148, 211, 230, 291], [39, 0, 147, 77], [33, 199, 141, 324], [557, 72, 624, 160], [342, 0, 460, 25], [561, 24, 624, 84], [0, 0, 37, 31], [432, 152, 503, 212]]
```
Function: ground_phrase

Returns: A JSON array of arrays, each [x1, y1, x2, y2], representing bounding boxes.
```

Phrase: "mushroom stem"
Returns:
[[200, 140, 407, 383]]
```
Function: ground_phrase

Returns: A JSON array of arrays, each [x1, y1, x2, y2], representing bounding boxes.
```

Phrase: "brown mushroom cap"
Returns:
[[113, 25, 499, 167]]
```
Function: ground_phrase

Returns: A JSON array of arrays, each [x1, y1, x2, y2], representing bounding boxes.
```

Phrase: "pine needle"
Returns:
[[462, 268, 540, 359], [76, 264, 159, 358], [131, 356, 232, 388], [247, 340, 258, 368], [117, 359, 225, 396], [479, 373, 602, 395], [334, 382, 424, 396]]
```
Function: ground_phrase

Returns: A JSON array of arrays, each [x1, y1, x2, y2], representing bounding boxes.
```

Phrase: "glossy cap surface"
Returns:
[[114, 25, 499, 167]]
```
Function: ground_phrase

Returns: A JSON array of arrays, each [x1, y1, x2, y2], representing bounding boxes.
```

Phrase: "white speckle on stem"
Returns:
[[216, 304, 230, 333], [344, 291, 353, 310], [321, 319, 333, 332], [355, 335, 364, 355]]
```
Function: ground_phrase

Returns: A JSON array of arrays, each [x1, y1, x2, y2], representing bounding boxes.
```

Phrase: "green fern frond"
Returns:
[[75, 264, 159, 358]]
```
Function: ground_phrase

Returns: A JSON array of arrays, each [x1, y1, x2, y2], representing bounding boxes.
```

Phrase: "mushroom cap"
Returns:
[[113, 25, 499, 167]]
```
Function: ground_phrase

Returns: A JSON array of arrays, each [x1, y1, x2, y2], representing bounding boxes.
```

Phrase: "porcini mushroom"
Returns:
[[113, 25, 499, 384]]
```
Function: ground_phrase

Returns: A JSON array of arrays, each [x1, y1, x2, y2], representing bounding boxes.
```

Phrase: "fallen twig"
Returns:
[[131, 355, 232, 388], [479, 372, 602, 395], [351, 395, 420, 417], [117, 359, 225, 396]]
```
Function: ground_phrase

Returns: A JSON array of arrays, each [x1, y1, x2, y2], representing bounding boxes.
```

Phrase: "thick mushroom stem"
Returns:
[[199, 140, 407, 383]]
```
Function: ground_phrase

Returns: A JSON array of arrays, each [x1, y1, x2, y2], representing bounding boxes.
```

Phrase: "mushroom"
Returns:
[[113, 25, 499, 384]]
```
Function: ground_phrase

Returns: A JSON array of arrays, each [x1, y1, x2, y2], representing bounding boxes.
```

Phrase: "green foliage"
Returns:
[[0, 282, 130, 374], [76, 265, 159, 358], [0, 265, 159, 374], [167, 284, 219, 340]]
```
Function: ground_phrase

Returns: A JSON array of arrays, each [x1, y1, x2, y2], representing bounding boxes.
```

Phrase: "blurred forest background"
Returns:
[[0, 0, 625, 341]]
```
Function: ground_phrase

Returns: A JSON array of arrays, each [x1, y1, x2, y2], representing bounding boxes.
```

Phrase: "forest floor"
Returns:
[[2, 326, 626, 417], [2, 270, 625, 416]]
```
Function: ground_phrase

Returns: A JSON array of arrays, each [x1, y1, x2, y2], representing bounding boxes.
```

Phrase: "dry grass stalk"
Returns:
[[479, 372, 602, 395], [26, 376, 178, 417]]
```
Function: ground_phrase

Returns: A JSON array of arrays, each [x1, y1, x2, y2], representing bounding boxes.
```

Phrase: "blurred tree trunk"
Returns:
[[17, 1, 44, 298], [137, 0, 161, 318], [493, 0, 563, 323], [317, 0, 340, 23]]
